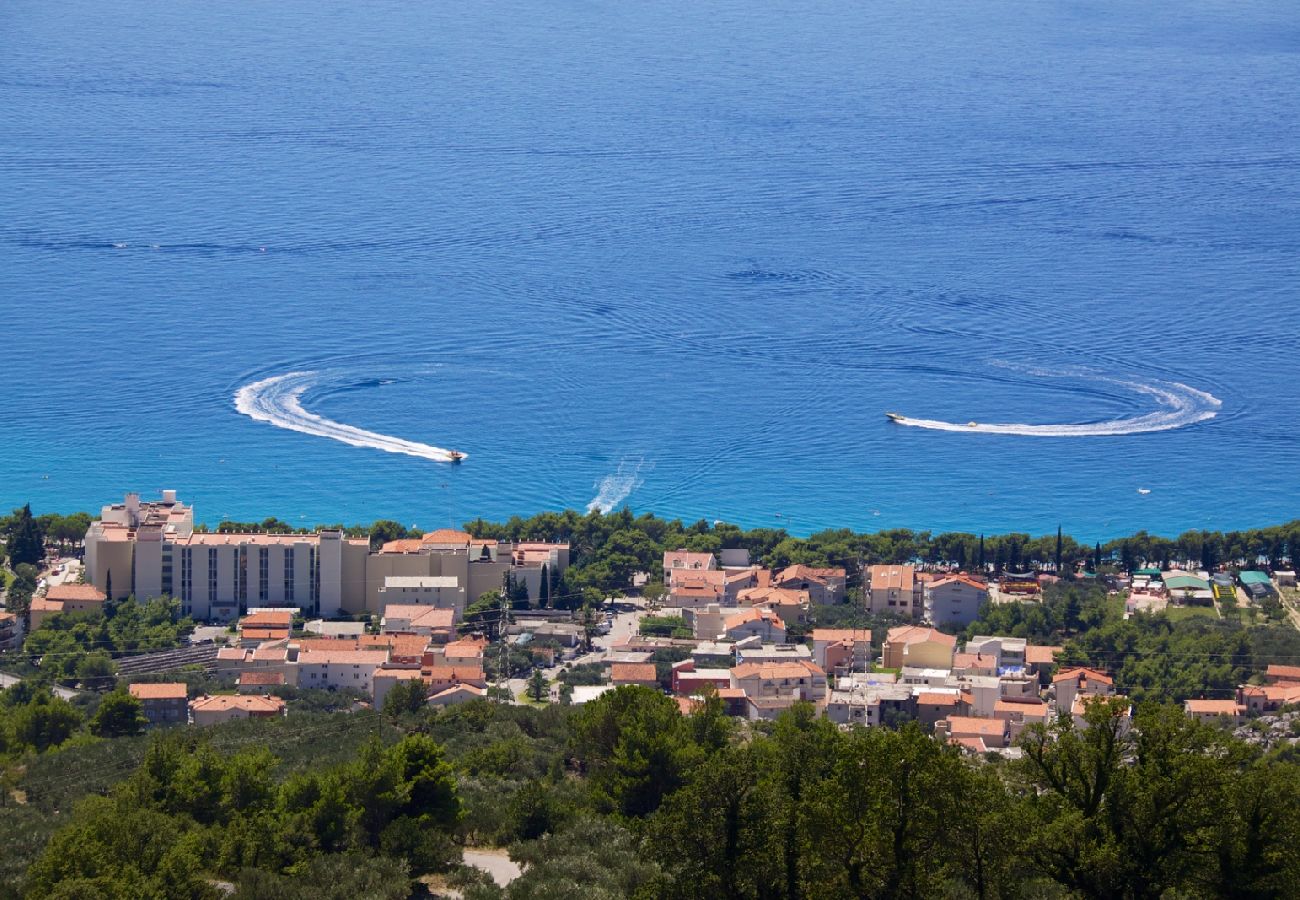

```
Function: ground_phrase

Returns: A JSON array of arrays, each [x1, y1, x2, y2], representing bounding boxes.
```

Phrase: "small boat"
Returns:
[[448, 451, 465, 464], [885, 412, 905, 422], [967, 421, 979, 428], [1137, 488, 1151, 495]]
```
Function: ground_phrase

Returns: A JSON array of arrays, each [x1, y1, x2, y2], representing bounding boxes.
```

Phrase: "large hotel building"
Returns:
[[83, 491, 568, 621]]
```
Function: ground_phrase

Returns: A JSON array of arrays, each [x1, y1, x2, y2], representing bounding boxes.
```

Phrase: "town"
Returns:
[[3, 490, 1298, 749]]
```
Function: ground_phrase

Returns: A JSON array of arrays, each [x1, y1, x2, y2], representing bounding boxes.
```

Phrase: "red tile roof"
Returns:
[[46, 584, 107, 603], [129, 682, 187, 700], [610, 663, 658, 683]]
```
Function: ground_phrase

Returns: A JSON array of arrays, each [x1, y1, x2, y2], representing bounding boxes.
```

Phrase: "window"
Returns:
[[258, 547, 269, 602]]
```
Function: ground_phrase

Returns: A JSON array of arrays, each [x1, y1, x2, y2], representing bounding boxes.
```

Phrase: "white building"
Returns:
[[923, 575, 989, 629], [378, 575, 465, 616], [296, 648, 390, 694]]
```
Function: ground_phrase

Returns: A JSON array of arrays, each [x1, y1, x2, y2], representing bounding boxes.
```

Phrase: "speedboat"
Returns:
[[448, 451, 465, 464], [967, 421, 979, 428], [885, 412, 905, 422]]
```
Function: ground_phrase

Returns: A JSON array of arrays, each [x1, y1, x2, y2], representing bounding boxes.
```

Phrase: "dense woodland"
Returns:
[[1, 690, 1298, 899]]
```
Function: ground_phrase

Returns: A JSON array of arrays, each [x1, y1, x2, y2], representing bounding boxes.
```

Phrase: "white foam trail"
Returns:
[[588, 458, 645, 513], [234, 372, 465, 462], [890, 376, 1221, 437]]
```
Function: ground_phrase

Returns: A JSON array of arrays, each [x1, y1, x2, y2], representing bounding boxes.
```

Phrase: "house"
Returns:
[[951, 652, 998, 677], [1024, 645, 1064, 673], [916, 691, 963, 729], [1053, 667, 1114, 713], [924, 575, 989, 628], [296, 647, 390, 694], [377, 575, 466, 617], [29, 584, 108, 630], [1071, 693, 1132, 732], [371, 667, 426, 710], [663, 550, 717, 584], [428, 683, 486, 707], [0, 612, 20, 651], [735, 587, 810, 626], [611, 663, 659, 689], [670, 659, 732, 696], [1265, 664, 1300, 684], [722, 607, 787, 643], [238, 610, 293, 646], [129, 683, 188, 726], [882, 625, 957, 670], [938, 715, 1011, 750], [667, 570, 726, 608], [380, 605, 455, 641], [965, 636, 1027, 669], [811, 629, 871, 674], [1184, 698, 1245, 725], [867, 565, 922, 617], [825, 679, 914, 728], [424, 664, 487, 694], [1238, 681, 1300, 714], [994, 697, 1050, 740], [735, 642, 813, 666], [774, 565, 847, 605], [236, 671, 286, 694], [190, 694, 286, 726], [729, 660, 827, 703]]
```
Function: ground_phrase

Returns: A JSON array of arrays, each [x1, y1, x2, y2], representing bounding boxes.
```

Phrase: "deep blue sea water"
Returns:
[[2, 0, 1298, 541]]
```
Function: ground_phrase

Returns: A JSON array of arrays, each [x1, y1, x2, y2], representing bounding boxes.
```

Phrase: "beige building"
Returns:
[[82, 494, 567, 622], [377, 575, 465, 617], [296, 647, 390, 694], [867, 565, 923, 617], [84, 492, 368, 620], [29, 584, 108, 630], [380, 605, 455, 640], [190, 694, 286, 726], [882, 625, 957, 670], [129, 683, 188, 726]]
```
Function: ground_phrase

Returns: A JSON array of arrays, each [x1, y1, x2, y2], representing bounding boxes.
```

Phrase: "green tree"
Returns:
[[90, 689, 147, 738], [527, 670, 548, 704], [383, 678, 429, 717], [4, 504, 45, 569]]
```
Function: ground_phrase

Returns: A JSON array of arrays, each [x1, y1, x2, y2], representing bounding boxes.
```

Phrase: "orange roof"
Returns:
[[240, 611, 293, 627], [379, 539, 425, 554], [951, 735, 988, 752], [190, 695, 285, 713], [995, 698, 1047, 718], [945, 715, 1007, 737], [241, 627, 290, 642], [1025, 645, 1064, 665], [917, 692, 959, 706], [776, 565, 845, 585], [1185, 699, 1244, 714], [45, 584, 107, 603], [1053, 666, 1113, 685], [736, 586, 808, 606], [421, 529, 473, 544], [717, 688, 747, 699], [730, 661, 824, 680], [29, 597, 64, 613], [424, 664, 485, 682], [611, 663, 658, 683], [927, 574, 988, 591], [885, 625, 957, 647], [443, 638, 486, 659], [129, 682, 187, 700], [1266, 664, 1300, 682], [723, 607, 785, 631], [952, 652, 995, 671], [383, 606, 455, 628], [238, 671, 285, 686], [811, 628, 870, 643], [297, 648, 390, 666], [869, 565, 915, 591], [430, 683, 485, 700]]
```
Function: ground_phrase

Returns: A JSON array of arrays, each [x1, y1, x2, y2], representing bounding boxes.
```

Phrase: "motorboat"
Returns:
[[885, 412, 905, 422], [448, 451, 465, 464]]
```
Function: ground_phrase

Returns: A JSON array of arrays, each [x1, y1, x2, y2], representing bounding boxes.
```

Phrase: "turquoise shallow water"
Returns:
[[2, 0, 1298, 539]]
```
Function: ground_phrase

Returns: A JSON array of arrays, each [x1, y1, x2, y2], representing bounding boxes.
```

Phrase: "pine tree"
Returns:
[[539, 565, 551, 608], [105, 570, 114, 603], [978, 535, 986, 572], [1055, 526, 1064, 575], [1093, 542, 1102, 572], [5, 504, 44, 568]]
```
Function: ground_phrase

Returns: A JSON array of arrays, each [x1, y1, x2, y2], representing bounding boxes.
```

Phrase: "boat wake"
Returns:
[[588, 457, 646, 513], [888, 373, 1221, 437], [234, 371, 465, 463]]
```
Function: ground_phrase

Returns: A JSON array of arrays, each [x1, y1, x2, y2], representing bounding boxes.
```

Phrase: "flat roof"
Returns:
[[382, 576, 461, 589]]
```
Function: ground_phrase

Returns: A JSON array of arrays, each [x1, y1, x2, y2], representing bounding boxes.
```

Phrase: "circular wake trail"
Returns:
[[890, 377, 1221, 437], [234, 372, 464, 462]]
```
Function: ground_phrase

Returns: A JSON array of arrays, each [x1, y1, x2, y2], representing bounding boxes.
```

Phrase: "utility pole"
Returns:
[[496, 572, 510, 702]]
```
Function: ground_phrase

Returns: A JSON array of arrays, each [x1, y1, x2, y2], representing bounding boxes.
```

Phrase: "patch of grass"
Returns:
[[1164, 605, 1218, 622]]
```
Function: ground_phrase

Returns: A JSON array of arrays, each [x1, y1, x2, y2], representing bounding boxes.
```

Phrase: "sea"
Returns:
[[2, 0, 1298, 542]]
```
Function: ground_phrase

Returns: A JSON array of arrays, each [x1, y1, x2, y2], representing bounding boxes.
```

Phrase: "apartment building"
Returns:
[[82, 493, 568, 622], [867, 565, 923, 617]]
